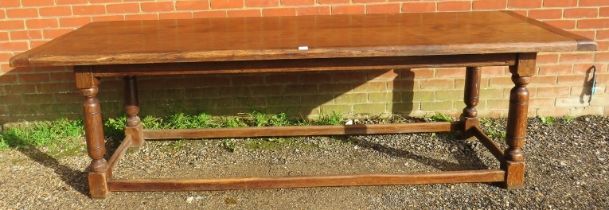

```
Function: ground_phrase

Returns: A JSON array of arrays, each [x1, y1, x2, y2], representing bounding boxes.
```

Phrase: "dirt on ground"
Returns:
[[0, 116, 608, 209]]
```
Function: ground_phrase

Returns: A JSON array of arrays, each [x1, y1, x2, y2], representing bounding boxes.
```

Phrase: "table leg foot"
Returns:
[[501, 161, 525, 189], [126, 124, 144, 147], [88, 171, 109, 198]]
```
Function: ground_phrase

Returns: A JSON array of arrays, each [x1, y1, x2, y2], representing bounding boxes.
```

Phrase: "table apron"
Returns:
[[75, 53, 518, 77]]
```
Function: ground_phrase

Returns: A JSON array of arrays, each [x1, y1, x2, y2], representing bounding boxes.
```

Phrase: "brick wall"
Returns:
[[0, 0, 608, 123]]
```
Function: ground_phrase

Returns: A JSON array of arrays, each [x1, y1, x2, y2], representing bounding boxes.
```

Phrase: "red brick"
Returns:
[[564, 8, 598, 18], [601, 7, 609, 17], [571, 30, 595, 39], [538, 64, 572, 75], [211, 0, 244, 9], [36, 83, 74, 93], [18, 73, 49, 83], [317, 0, 348, 4], [35, 66, 68, 72], [0, 74, 18, 84], [4, 84, 36, 95], [556, 75, 582, 85], [353, 0, 384, 3], [528, 9, 563, 19], [56, 0, 88, 4], [0, 0, 20, 7], [482, 66, 507, 76], [281, 0, 315, 6], [0, 32, 8, 41], [0, 20, 24, 30], [411, 69, 434, 79], [30, 40, 47, 48], [597, 41, 609, 51], [437, 1, 471, 12], [508, 0, 541, 8], [332, 5, 365, 14], [296, 6, 331, 15], [572, 64, 599, 73], [49, 72, 73, 81], [89, 0, 122, 3], [0, 53, 12, 61], [560, 53, 595, 63], [2, 41, 29, 51], [0, 64, 13, 73], [22, 0, 54, 7], [159, 13, 193, 19], [26, 18, 58, 29], [366, 4, 401, 14], [598, 74, 609, 83], [42, 29, 72, 39], [578, 18, 609, 29], [124, 14, 159, 20], [420, 79, 454, 89], [92, 15, 125, 22], [488, 77, 515, 87], [246, 0, 279, 7], [537, 53, 559, 64], [544, 20, 576, 29], [536, 87, 570, 97], [0, 10, 5, 19], [9, 30, 43, 40], [262, 8, 296, 16], [73, 5, 106, 15], [59, 17, 91, 27], [473, 0, 506, 10], [227, 9, 261, 17], [530, 76, 558, 86], [141, 2, 174, 12], [510, 10, 527, 16], [6, 8, 38, 18], [579, 0, 609, 6], [596, 52, 609, 62], [402, 2, 435, 13], [176, 0, 210, 10], [193, 11, 226, 18], [39, 6, 72, 17], [0, 95, 24, 105], [543, 0, 577, 7], [369, 70, 398, 81], [107, 3, 140, 14], [436, 67, 465, 78]]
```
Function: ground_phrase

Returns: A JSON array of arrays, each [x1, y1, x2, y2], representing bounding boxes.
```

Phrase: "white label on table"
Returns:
[[298, 46, 309, 51]]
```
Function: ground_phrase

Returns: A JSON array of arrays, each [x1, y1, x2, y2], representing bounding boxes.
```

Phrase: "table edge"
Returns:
[[10, 42, 585, 68]]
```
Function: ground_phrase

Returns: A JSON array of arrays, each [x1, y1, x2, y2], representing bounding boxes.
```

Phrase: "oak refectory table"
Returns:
[[10, 11, 596, 198]]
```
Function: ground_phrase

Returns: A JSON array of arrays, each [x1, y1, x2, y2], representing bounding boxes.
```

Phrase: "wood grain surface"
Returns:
[[10, 11, 595, 67], [107, 170, 506, 191]]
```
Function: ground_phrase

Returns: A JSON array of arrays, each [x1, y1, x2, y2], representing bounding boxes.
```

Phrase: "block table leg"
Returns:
[[461, 66, 481, 134], [75, 71, 109, 198], [502, 53, 536, 189], [124, 76, 144, 147]]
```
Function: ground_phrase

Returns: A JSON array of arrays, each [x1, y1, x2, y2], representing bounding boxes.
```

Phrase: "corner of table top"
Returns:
[[500, 10, 597, 52], [8, 51, 30, 68]]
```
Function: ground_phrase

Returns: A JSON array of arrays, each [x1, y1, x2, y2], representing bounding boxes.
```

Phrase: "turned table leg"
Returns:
[[75, 71, 109, 198], [461, 66, 482, 134], [502, 53, 536, 188], [124, 76, 144, 147]]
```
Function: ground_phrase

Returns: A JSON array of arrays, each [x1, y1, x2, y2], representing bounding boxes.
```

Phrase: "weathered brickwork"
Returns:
[[0, 0, 608, 123]]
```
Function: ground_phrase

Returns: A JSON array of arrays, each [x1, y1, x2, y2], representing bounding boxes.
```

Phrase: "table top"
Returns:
[[10, 11, 595, 68]]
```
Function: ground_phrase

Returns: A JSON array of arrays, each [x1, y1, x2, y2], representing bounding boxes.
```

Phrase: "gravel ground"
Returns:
[[0, 116, 608, 209]]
